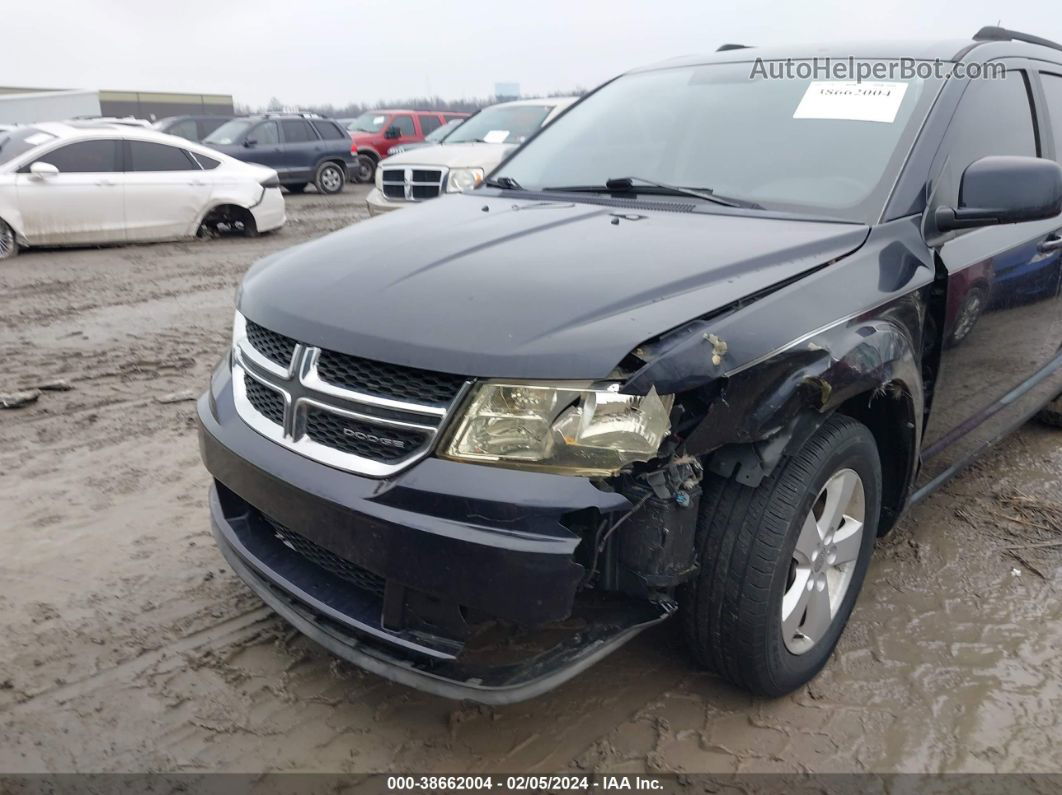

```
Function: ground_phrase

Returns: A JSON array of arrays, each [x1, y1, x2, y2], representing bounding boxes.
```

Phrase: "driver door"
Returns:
[[16, 139, 125, 245], [918, 66, 1062, 489]]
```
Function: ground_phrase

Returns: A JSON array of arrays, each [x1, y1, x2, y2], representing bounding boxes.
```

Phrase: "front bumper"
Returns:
[[198, 360, 667, 702], [366, 187, 409, 216], [250, 187, 286, 233]]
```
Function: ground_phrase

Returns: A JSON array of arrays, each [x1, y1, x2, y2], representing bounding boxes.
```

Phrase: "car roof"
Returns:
[[367, 109, 465, 116], [629, 30, 1062, 72], [489, 97, 579, 110], [14, 122, 252, 163]]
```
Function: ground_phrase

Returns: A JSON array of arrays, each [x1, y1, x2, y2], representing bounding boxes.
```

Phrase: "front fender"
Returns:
[[624, 217, 934, 490]]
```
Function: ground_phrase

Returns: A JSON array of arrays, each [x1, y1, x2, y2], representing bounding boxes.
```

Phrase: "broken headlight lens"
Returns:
[[442, 382, 673, 476]]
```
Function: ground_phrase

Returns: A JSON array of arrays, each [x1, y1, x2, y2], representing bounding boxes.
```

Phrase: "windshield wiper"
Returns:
[[485, 176, 523, 190], [544, 176, 761, 209]]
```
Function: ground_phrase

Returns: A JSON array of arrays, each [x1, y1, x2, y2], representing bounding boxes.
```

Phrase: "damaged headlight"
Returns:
[[442, 382, 673, 476]]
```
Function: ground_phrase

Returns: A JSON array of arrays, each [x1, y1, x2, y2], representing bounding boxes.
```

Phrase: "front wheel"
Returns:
[[1037, 395, 1062, 428], [352, 155, 375, 184], [0, 219, 18, 260], [681, 414, 881, 696], [315, 162, 345, 195]]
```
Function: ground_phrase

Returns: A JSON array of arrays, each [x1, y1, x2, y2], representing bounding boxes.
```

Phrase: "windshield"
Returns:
[[203, 119, 253, 145], [445, 104, 551, 145], [0, 127, 56, 166], [428, 118, 463, 143], [349, 112, 388, 133], [494, 63, 939, 219]]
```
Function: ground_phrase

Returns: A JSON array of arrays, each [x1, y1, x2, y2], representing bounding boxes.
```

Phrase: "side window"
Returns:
[[190, 152, 221, 170], [420, 115, 442, 135], [280, 119, 315, 143], [1039, 72, 1062, 164], [35, 140, 119, 173], [934, 70, 1038, 209], [167, 120, 199, 141], [129, 141, 197, 171], [391, 115, 415, 136], [311, 120, 345, 140], [250, 121, 279, 145], [946, 70, 1037, 170]]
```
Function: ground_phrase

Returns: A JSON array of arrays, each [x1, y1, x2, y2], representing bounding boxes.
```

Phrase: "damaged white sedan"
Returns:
[[0, 122, 285, 260]]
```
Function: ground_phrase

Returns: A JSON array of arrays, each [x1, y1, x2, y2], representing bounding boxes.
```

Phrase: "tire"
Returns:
[[1037, 395, 1062, 428], [352, 155, 376, 184], [314, 162, 345, 195], [681, 414, 881, 697], [285, 183, 308, 194], [0, 218, 18, 261]]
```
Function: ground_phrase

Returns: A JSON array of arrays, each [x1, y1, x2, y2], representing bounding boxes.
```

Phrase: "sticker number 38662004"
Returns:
[[793, 81, 909, 124]]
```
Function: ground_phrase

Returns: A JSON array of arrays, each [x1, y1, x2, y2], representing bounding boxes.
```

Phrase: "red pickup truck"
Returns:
[[346, 110, 468, 182]]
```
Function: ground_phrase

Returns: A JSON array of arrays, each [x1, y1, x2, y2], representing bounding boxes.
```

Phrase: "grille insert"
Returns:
[[316, 349, 465, 406], [380, 167, 446, 202], [246, 320, 296, 368], [264, 515, 386, 597], [244, 374, 285, 426], [304, 407, 428, 462]]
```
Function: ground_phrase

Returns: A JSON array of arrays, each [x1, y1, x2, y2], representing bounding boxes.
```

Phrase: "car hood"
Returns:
[[239, 194, 869, 379], [379, 142, 515, 170]]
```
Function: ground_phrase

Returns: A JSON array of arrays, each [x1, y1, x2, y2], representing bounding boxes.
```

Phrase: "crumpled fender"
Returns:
[[622, 217, 935, 492]]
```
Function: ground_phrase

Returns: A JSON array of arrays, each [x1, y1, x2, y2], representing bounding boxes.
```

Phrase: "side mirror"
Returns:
[[384, 126, 400, 140], [244, 138, 258, 148], [935, 156, 1062, 231], [30, 161, 59, 178]]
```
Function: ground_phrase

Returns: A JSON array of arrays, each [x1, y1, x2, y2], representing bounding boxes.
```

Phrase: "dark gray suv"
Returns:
[[203, 113, 355, 194]]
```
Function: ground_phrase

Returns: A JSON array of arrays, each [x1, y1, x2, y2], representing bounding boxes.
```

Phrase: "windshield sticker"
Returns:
[[372, 116, 385, 125], [793, 81, 908, 123], [24, 133, 55, 146], [482, 130, 510, 143]]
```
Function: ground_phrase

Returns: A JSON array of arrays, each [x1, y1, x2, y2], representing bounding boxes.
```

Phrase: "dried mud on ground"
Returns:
[[1, 186, 1060, 774]]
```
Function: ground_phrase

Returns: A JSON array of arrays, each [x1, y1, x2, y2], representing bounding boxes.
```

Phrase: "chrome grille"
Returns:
[[316, 348, 465, 407], [243, 373, 285, 426], [246, 320, 296, 368], [380, 166, 448, 202], [304, 407, 429, 462], [231, 312, 470, 477]]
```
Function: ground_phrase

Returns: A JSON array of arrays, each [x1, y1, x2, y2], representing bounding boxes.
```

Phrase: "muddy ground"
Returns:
[[1, 186, 1060, 776]]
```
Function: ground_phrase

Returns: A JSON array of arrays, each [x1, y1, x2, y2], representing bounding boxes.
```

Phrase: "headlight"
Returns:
[[374, 166, 384, 191], [442, 382, 673, 476], [447, 167, 484, 193]]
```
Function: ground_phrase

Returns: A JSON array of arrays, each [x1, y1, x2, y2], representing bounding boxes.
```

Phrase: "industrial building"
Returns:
[[0, 86, 235, 124]]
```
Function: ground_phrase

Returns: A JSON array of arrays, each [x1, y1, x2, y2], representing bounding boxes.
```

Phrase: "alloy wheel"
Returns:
[[320, 166, 343, 193], [782, 468, 866, 655]]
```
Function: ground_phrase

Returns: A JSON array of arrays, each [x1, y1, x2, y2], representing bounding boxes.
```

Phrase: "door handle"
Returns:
[[95, 179, 117, 187], [1038, 235, 1062, 253]]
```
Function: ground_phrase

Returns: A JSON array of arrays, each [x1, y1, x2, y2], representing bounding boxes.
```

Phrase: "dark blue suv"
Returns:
[[203, 113, 355, 194]]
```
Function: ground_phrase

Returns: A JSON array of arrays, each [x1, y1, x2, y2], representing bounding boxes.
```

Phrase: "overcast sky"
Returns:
[[5, 0, 1060, 108]]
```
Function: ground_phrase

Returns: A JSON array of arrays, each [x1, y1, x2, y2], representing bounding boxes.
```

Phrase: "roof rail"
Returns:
[[973, 25, 1062, 53], [262, 111, 323, 119], [716, 43, 752, 52]]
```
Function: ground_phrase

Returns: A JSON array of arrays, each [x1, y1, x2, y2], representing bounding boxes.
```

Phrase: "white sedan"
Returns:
[[0, 122, 285, 260]]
